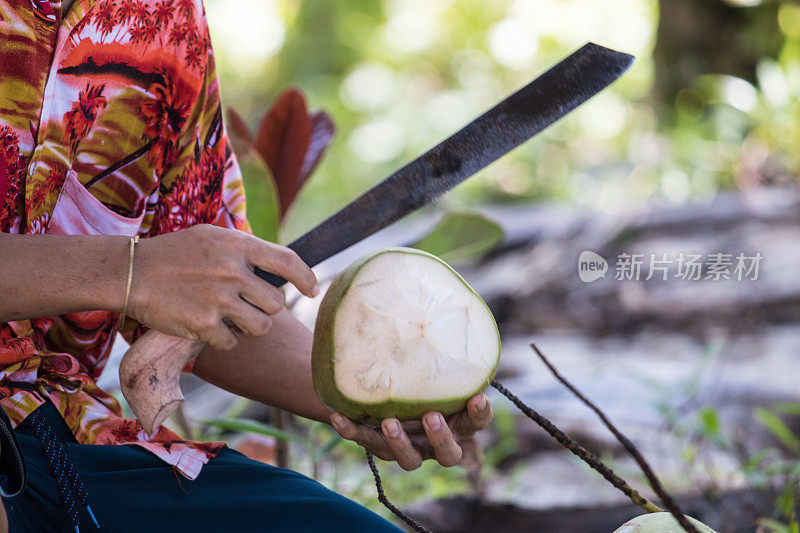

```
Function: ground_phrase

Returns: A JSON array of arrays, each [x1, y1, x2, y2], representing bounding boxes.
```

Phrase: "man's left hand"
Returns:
[[329, 393, 493, 470]]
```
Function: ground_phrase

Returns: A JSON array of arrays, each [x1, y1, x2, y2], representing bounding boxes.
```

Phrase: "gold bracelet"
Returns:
[[119, 235, 139, 331]]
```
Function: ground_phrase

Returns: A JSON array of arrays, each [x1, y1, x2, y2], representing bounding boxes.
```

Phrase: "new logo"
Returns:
[[578, 251, 608, 282]]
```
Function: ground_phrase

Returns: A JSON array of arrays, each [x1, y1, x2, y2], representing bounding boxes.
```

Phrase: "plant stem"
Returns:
[[273, 408, 290, 468], [173, 404, 193, 440], [529, 342, 702, 533], [490, 379, 663, 514], [366, 451, 431, 533]]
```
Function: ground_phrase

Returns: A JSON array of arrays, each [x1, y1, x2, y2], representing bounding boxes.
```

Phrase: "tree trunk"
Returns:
[[653, 0, 783, 119]]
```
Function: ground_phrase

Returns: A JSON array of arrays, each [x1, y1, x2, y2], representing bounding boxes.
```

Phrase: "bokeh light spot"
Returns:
[[341, 63, 397, 112], [206, 0, 284, 71], [488, 18, 539, 71], [349, 120, 405, 163]]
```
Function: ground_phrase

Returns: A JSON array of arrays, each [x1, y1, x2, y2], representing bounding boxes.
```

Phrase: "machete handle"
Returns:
[[119, 330, 205, 435], [254, 266, 287, 288], [120, 269, 286, 435]]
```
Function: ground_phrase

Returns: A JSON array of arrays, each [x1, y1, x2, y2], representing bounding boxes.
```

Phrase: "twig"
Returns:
[[362, 344, 700, 531], [529, 342, 701, 533], [173, 404, 193, 440], [366, 451, 432, 533], [273, 408, 290, 468], [490, 380, 662, 514]]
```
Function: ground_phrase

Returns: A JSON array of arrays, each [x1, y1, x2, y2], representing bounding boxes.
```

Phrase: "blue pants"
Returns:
[[1, 403, 401, 532]]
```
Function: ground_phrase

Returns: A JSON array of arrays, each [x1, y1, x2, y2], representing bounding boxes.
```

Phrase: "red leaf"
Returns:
[[226, 107, 254, 145], [300, 111, 335, 185], [254, 88, 313, 218]]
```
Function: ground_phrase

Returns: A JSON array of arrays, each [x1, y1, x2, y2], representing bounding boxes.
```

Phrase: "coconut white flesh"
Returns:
[[332, 251, 499, 404]]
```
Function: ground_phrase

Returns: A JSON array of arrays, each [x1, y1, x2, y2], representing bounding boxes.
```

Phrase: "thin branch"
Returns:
[[529, 342, 701, 533], [366, 451, 432, 533], [173, 404, 193, 440], [273, 408, 290, 468], [490, 380, 662, 514]]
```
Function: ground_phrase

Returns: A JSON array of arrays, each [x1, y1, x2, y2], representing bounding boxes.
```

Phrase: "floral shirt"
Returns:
[[0, 0, 250, 479]]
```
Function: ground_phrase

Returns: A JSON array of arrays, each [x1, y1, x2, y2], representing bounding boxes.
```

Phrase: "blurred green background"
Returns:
[[205, 0, 800, 242]]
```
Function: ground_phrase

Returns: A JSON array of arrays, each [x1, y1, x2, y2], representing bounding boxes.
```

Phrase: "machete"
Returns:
[[119, 42, 635, 434], [257, 41, 634, 285]]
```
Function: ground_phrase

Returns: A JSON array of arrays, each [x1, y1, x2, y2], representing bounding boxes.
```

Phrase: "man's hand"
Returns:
[[329, 393, 493, 470], [128, 224, 319, 350]]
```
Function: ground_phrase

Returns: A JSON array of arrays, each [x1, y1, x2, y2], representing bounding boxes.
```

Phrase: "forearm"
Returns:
[[191, 308, 332, 424], [0, 234, 129, 322]]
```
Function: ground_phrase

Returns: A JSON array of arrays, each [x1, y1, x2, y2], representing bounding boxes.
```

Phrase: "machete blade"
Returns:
[[257, 42, 634, 286]]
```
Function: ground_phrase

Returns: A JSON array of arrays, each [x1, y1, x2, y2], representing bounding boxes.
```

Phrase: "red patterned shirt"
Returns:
[[0, 0, 250, 479]]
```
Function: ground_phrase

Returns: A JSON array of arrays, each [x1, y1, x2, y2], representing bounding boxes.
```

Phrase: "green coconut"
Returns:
[[312, 247, 500, 424], [613, 513, 718, 533]]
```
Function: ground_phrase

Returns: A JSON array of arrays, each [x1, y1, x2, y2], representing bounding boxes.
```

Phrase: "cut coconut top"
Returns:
[[332, 250, 499, 404]]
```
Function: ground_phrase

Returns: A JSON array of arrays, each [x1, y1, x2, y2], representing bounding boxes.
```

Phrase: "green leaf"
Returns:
[[743, 448, 769, 472], [698, 407, 721, 437], [681, 443, 698, 463], [239, 150, 281, 244], [758, 517, 790, 533], [774, 402, 800, 416], [764, 459, 797, 476], [410, 211, 504, 263], [312, 434, 343, 463], [754, 408, 800, 454], [223, 398, 253, 420], [200, 418, 304, 443], [777, 485, 798, 518]]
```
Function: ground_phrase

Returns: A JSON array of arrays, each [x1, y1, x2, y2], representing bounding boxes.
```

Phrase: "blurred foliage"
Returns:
[[750, 404, 800, 532], [199, 408, 473, 520], [235, 148, 280, 242], [647, 345, 800, 531], [409, 211, 504, 263], [227, 87, 335, 241], [201, 417, 306, 443], [206, 0, 800, 245]]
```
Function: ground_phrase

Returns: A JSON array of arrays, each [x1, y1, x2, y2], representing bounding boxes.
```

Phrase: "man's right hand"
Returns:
[[127, 224, 319, 350]]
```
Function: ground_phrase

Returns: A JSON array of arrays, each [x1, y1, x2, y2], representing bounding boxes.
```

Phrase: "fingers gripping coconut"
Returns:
[[313, 248, 498, 533], [312, 248, 500, 424]]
